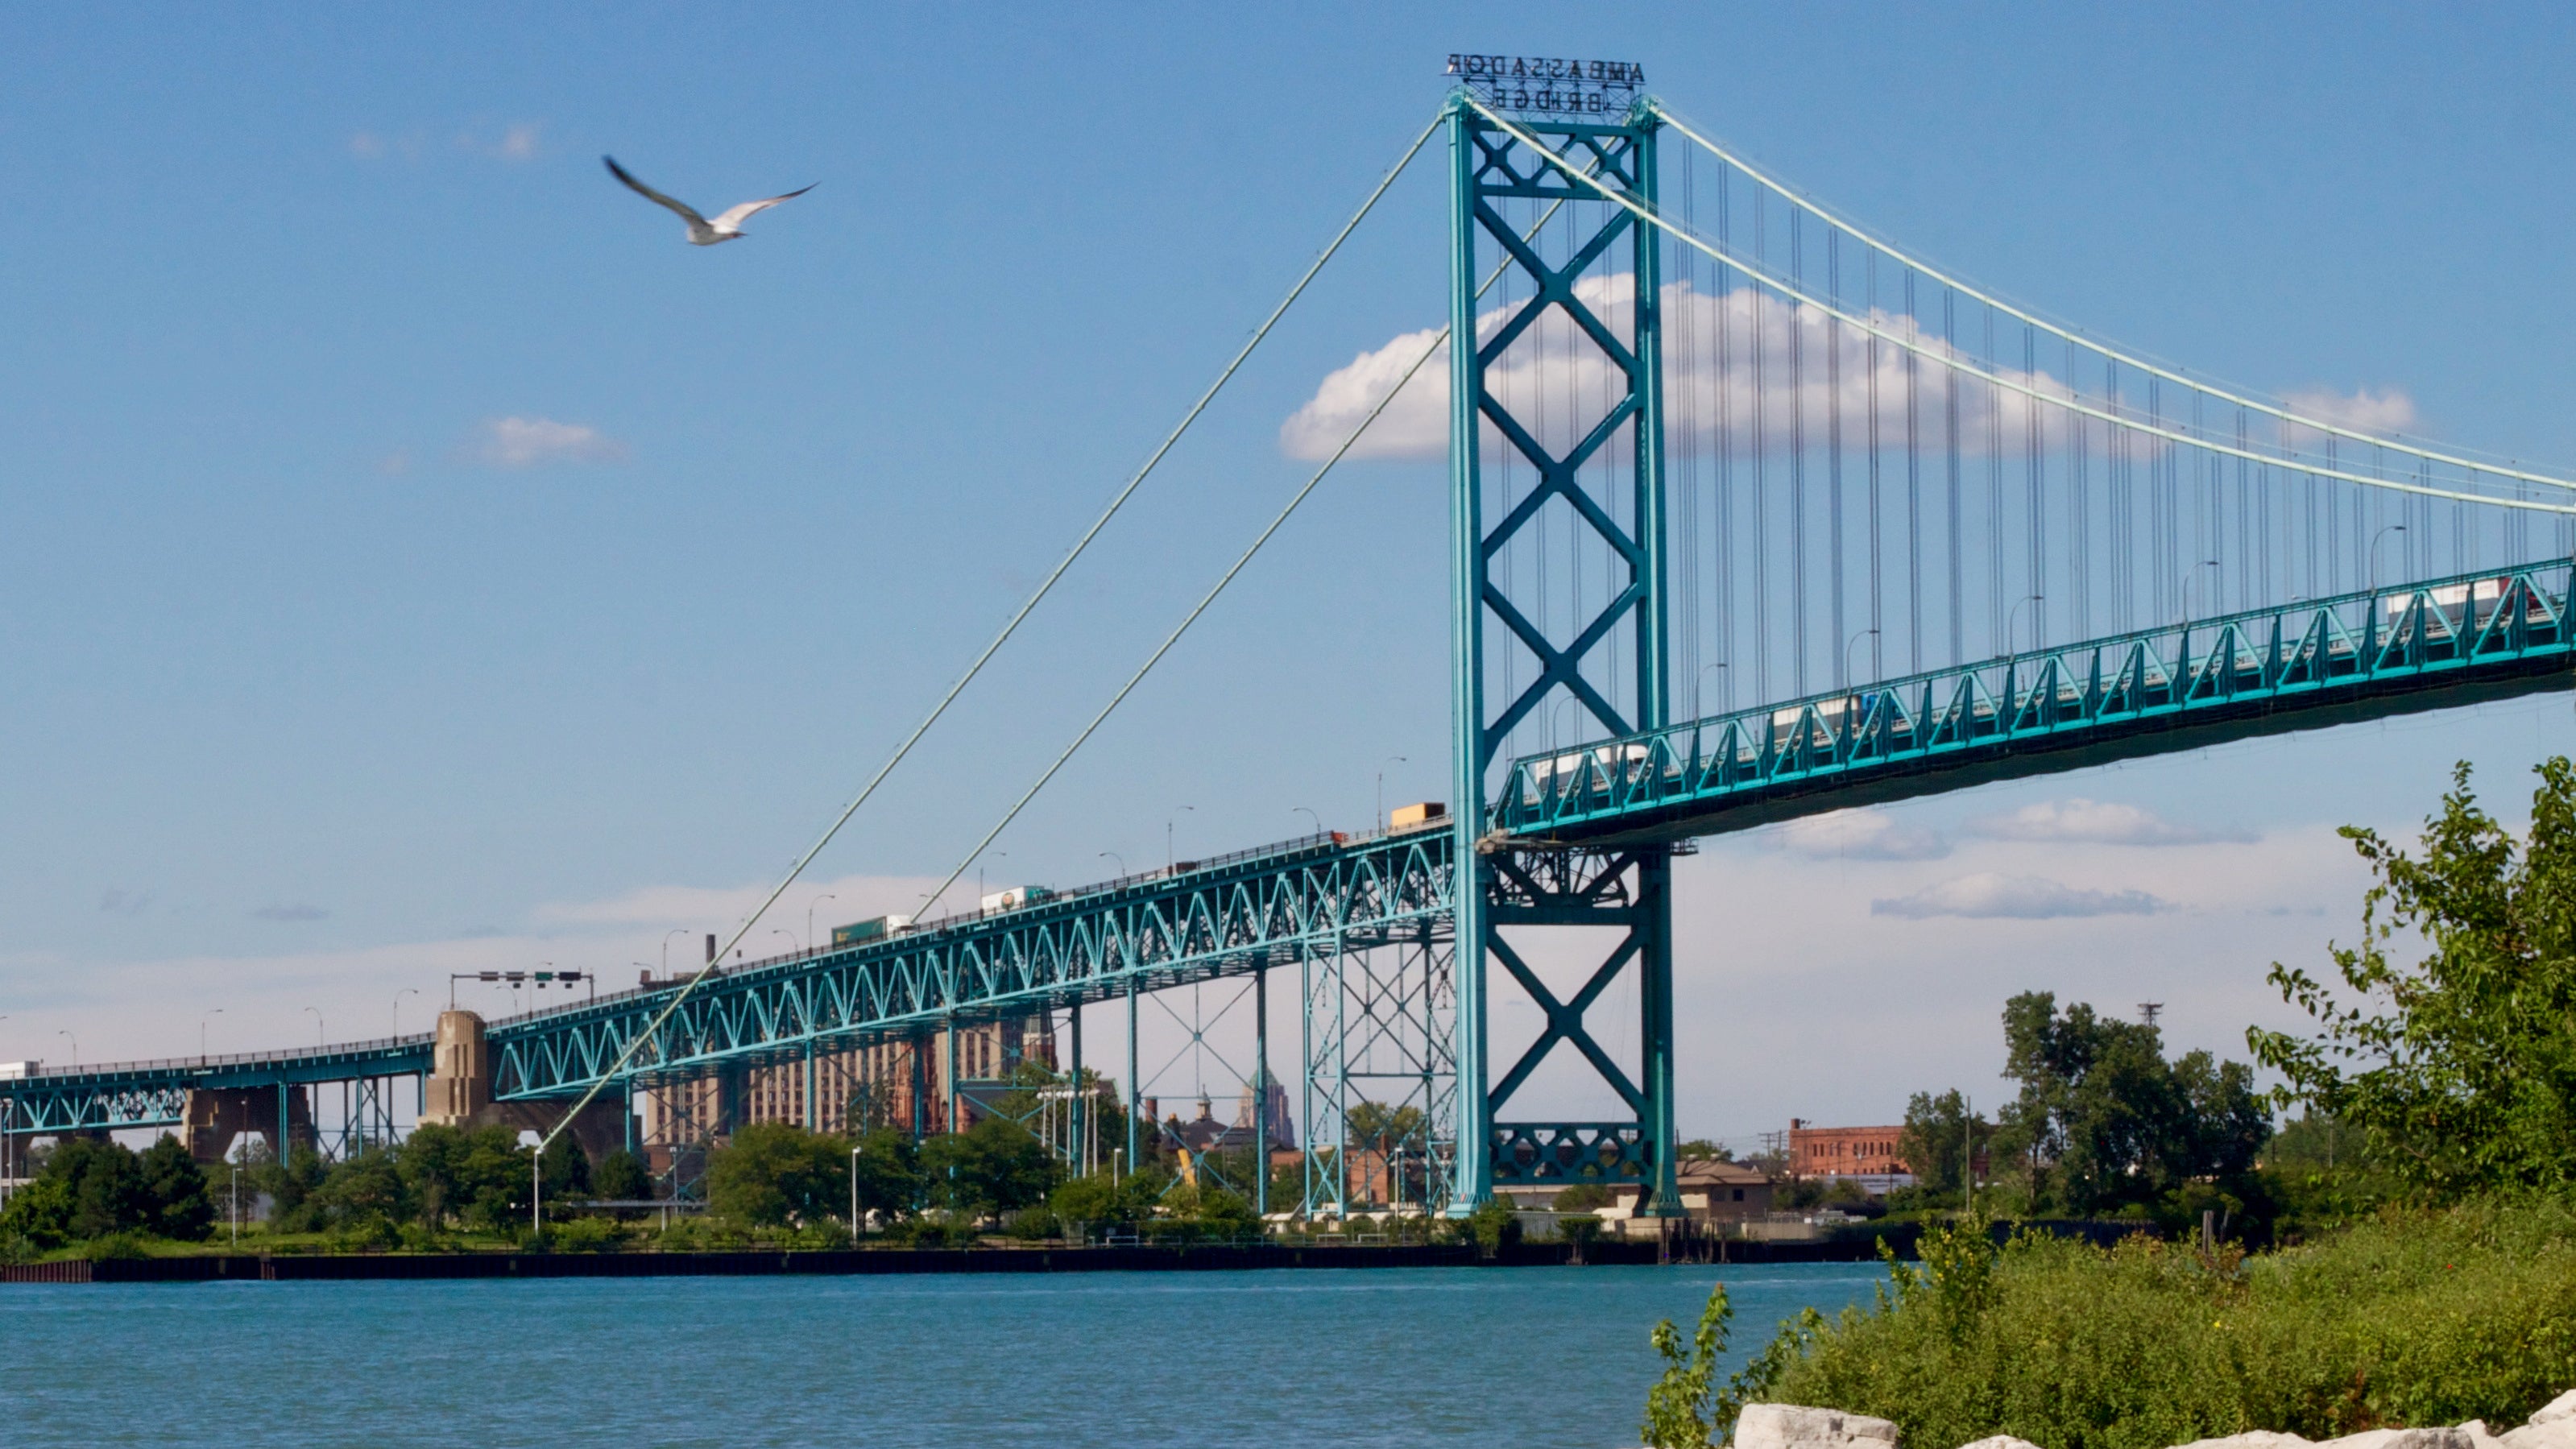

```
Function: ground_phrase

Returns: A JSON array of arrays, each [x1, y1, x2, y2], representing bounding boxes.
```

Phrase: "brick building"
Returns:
[[1787, 1118, 1914, 1188]]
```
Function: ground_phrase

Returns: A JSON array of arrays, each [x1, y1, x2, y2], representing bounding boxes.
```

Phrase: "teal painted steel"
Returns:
[[0, 1038, 428, 1136], [1493, 563, 2576, 846], [486, 830, 1455, 1102], [1446, 93, 1680, 1211], [1443, 97, 1493, 1210]]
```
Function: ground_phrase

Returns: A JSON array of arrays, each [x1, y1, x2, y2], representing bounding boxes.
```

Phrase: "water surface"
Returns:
[[2, 1262, 1882, 1447]]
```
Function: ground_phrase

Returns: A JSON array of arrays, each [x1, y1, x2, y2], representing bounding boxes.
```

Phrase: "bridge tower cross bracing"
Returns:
[[1445, 85, 1679, 1215]]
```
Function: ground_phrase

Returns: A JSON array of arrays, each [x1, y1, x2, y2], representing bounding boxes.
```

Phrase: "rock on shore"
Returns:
[[1731, 1390, 2576, 1449]]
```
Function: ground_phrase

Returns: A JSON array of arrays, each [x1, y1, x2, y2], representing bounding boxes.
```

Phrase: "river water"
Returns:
[[2, 1262, 1882, 1447]]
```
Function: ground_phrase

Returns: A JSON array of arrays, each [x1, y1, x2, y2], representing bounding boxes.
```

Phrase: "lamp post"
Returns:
[[1844, 627, 1882, 689], [304, 1007, 323, 1048], [770, 929, 798, 959], [56, 1029, 76, 1068], [807, 893, 837, 952], [2179, 560, 2222, 625], [1697, 662, 1728, 715], [2369, 524, 2408, 592], [977, 852, 1005, 909], [392, 988, 418, 1040], [1292, 806, 1321, 838], [1098, 851, 1124, 879], [851, 1143, 863, 1233], [1166, 806, 1194, 874], [1377, 756, 1407, 829], [201, 1008, 223, 1062], [2002, 594, 2044, 658], [661, 927, 690, 979]]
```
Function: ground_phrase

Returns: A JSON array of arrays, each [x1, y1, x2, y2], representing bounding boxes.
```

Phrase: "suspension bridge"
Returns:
[[7, 60, 2570, 1219]]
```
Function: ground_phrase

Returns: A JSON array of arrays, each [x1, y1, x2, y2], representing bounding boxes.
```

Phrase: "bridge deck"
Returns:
[[1493, 563, 2573, 847]]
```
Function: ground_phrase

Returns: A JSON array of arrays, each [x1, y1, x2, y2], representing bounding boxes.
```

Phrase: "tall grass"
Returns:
[[1714, 1202, 2576, 1449]]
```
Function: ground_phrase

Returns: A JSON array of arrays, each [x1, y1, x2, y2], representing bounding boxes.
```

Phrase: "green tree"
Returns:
[[848, 1127, 921, 1223], [1050, 1165, 1166, 1232], [396, 1123, 468, 1229], [0, 1172, 74, 1252], [2251, 758, 2576, 1198], [593, 1149, 652, 1202], [539, 1132, 590, 1199], [311, 1145, 408, 1228], [1344, 1100, 1424, 1154], [453, 1127, 533, 1230], [706, 1123, 845, 1227], [1993, 992, 2266, 1215], [921, 1117, 1061, 1218], [52, 1137, 149, 1240], [1898, 1089, 1997, 1202], [134, 1133, 215, 1240]]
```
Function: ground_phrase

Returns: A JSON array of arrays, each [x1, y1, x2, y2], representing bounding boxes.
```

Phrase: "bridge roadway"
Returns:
[[4, 561, 2566, 1138]]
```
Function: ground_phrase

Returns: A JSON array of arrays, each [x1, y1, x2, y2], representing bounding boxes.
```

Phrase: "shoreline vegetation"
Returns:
[[1644, 758, 2576, 1449]]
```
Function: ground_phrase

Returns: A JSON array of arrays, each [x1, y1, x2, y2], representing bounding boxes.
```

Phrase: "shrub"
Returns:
[[549, 1215, 623, 1252], [1000, 1207, 1060, 1241], [1700, 1202, 2576, 1449]]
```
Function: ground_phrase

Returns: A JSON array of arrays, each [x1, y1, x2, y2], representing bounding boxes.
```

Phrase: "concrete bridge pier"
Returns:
[[183, 1084, 318, 1166], [420, 1008, 631, 1161]]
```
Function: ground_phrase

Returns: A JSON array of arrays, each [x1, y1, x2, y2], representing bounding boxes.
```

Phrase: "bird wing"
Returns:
[[603, 155, 707, 226], [708, 184, 815, 233]]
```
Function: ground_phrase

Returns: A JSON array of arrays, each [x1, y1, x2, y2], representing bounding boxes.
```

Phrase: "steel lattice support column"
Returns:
[[1446, 91, 1678, 1214], [1300, 922, 1456, 1218]]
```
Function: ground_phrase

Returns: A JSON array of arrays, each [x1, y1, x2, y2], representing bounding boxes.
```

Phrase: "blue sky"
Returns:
[[2, 5, 2570, 1143]]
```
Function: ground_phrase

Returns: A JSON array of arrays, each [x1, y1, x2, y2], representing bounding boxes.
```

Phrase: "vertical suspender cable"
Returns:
[[1715, 166, 1736, 713], [2025, 323, 2044, 647], [1679, 152, 1701, 717], [1828, 230, 1847, 689], [1791, 208, 1809, 696], [1866, 250, 1884, 681], [1944, 286, 1964, 664], [1986, 306, 2003, 655], [1905, 268, 1922, 673], [1751, 190, 1770, 702]]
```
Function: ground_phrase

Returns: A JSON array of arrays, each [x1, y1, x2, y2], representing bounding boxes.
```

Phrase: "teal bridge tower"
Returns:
[[1445, 73, 1684, 1215]]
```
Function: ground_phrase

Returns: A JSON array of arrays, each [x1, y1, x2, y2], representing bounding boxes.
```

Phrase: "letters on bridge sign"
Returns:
[[1445, 55, 1645, 118]]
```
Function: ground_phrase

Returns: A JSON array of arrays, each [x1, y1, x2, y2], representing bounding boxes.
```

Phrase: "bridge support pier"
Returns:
[[183, 1085, 317, 1166]]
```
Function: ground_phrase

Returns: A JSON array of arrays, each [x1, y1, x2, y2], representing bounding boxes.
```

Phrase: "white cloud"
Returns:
[[348, 131, 386, 160], [1781, 808, 1950, 861], [1964, 798, 2254, 847], [494, 123, 540, 161], [1280, 276, 2080, 463], [2282, 385, 2417, 438], [1870, 872, 2166, 920], [470, 416, 625, 469]]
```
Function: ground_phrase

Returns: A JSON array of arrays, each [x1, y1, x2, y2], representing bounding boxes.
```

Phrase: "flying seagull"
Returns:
[[603, 155, 813, 246]]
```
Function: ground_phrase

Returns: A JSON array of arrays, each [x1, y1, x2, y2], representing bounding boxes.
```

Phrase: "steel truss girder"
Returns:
[[1447, 94, 1675, 1213], [1494, 562, 2576, 845], [0, 1042, 429, 1139], [491, 831, 1456, 1101]]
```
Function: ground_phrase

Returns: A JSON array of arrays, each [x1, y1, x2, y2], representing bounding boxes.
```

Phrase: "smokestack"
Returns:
[[705, 933, 716, 965]]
